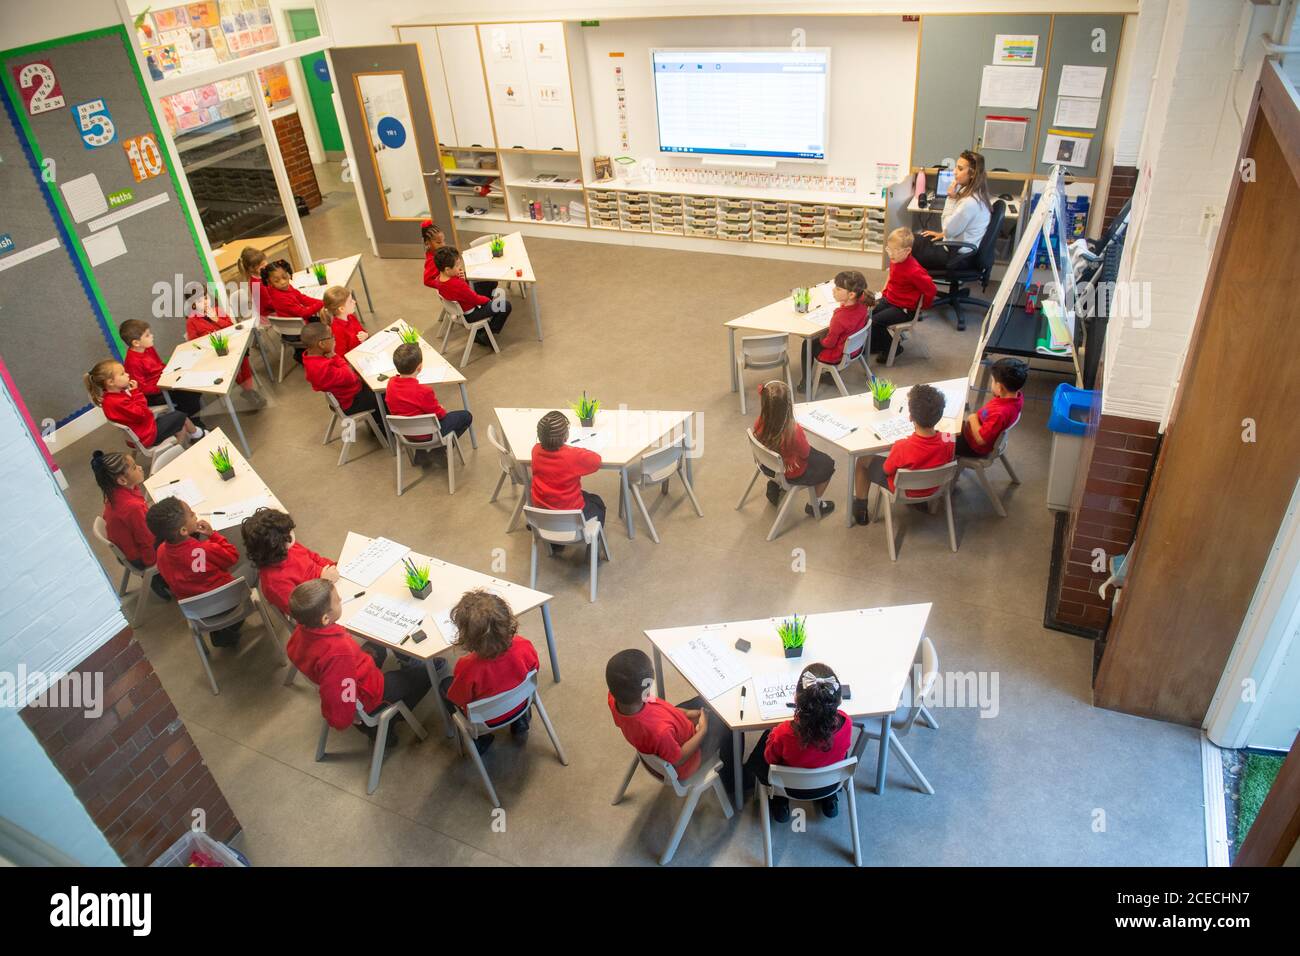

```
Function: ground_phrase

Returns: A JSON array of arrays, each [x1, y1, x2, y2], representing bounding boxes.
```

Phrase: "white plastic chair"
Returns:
[[322, 392, 389, 466], [317, 698, 428, 795], [811, 322, 873, 398], [149, 442, 186, 474], [853, 636, 940, 795], [735, 428, 824, 542], [266, 315, 307, 382], [956, 412, 1022, 517], [736, 333, 793, 415], [872, 460, 960, 561], [884, 301, 928, 367], [92, 516, 163, 626], [612, 750, 734, 865], [385, 413, 466, 496], [176, 577, 284, 695], [450, 669, 567, 808], [625, 438, 704, 544], [524, 504, 611, 603], [469, 235, 527, 297], [759, 757, 862, 867], [487, 423, 529, 532], [435, 289, 500, 367], [105, 420, 180, 476]]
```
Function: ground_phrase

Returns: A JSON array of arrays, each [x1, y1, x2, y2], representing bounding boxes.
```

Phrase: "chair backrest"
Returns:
[[434, 288, 469, 324], [92, 515, 131, 570], [745, 428, 787, 485], [487, 424, 527, 483], [385, 413, 446, 447], [740, 333, 790, 368], [639, 438, 686, 483], [839, 322, 872, 363], [462, 670, 539, 731], [469, 235, 494, 248], [972, 200, 1007, 277], [107, 419, 151, 457], [267, 315, 305, 338], [898, 635, 939, 730], [636, 751, 693, 796], [892, 460, 960, 497], [150, 443, 185, 473], [177, 577, 253, 627], [766, 756, 858, 798], [989, 410, 1023, 458], [522, 505, 588, 543]]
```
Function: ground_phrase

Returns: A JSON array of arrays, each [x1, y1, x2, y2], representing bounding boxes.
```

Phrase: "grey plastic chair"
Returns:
[[872, 460, 960, 561], [435, 289, 500, 367], [92, 515, 162, 626], [884, 301, 928, 367], [385, 412, 466, 495], [105, 420, 180, 476], [956, 412, 1022, 517], [625, 438, 703, 544], [735, 333, 793, 414], [322, 392, 389, 466], [450, 669, 567, 808], [613, 750, 734, 865], [149, 442, 186, 474], [811, 321, 873, 397], [176, 577, 284, 695], [524, 504, 611, 603], [735, 428, 824, 542], [266, 315, 307, 382], [853, 635, 940, 795], [317, 698, 428, 795], [758, 756, 862, 867], [487, 423, 529, 532]]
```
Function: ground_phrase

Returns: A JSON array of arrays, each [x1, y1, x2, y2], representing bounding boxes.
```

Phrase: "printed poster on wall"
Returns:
[[490, 30, 515, 60], [993, 34, 1039, 67], [535, 85, 563, 108], [496, 84, 523, 108], [11, 60, 66, 115]]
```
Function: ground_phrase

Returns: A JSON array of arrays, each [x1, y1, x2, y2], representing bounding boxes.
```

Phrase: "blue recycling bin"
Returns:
[[1047, 384, 1100, 511]]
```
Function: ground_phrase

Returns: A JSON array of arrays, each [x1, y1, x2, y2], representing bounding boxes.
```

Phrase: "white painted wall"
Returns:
[[0, 379, 126, 866]]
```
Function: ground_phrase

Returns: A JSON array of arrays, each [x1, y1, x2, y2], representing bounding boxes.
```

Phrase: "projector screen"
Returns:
[[651, 48, 831, 162]]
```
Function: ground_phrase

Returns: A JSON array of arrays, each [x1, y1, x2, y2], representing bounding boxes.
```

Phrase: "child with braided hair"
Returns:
[[530, 410, 605, 536]]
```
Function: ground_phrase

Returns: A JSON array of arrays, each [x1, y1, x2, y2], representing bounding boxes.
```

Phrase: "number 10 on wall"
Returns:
[[123, 133, 165, 182]]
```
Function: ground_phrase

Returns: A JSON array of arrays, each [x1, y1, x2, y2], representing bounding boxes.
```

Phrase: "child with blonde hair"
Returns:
[[320, 285, 368, 356], [869, 228, 937, 360], [85, 359, 203, 448]]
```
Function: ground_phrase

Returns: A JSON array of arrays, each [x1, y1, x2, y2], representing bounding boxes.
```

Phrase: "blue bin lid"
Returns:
[[1048, 383, 1099, 435]]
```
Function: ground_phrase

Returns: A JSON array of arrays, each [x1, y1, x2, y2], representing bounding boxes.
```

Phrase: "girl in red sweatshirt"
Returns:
[[145, 497, 242, 646], [85, 359, 203, 449], [320, 285, 368, 356], [753, 380, 835, 517], [241, 507, 339, 617], [798, 270, 874, 391], [260, 259, 325, 320], [90, 449, 172, 599]]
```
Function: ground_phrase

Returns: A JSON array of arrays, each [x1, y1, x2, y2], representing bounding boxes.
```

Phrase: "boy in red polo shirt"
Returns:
[[852, 382, 955, 525], [606, 648, 746, 800], [240, 507, 339, 617], [287, 579, 436, 743], [431, 245, 511, 338], [146, 497, 243, 646], [530, 410, 605, 531], [119, 318, 206, 425], [440, 590, 539, 754], [957, 358, 1027, 458], [300, 322, 387, 438], [385, 342, 473, 447], [869, 229, 937, 361]]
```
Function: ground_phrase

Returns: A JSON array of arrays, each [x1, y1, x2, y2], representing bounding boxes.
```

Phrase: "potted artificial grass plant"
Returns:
[[310, 262, 328, 284], [209, 445, 235, 481], [791, 286, 810, 314], [209, 331, 229, 357], [870, 377, 896, 412], [403, 558, 432, 600], [572, 392, 599, 428], [777, 615, 807, 659], [489, 235, 505, 258], [397, 324, 421, 345]]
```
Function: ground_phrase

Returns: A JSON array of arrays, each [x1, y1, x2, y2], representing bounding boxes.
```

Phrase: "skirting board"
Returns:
[[1201, 733, 1231, 867], [45, 406, 106, 457]]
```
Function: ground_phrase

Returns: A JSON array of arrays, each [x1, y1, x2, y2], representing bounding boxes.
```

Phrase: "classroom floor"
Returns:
[[55, 167, 1207, 867]]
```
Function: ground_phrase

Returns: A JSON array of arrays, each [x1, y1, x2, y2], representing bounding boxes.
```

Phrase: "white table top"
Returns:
[[290, 253, 362, 299], [335, 531, 551, 660], [494, 406, 693, 470], [142, 427, 284, 523], [344, 321, 466, 393], [725, 281, 839, 340], [907, 195, 1020, 220], [462, 232, 535, 284], [645, 603, 932, 732], [157, 319, 255, 396], [794, 377, 968, 457]]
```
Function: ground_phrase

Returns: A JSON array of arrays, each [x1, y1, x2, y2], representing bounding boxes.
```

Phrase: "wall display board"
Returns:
[[1, 26, 211, 427]]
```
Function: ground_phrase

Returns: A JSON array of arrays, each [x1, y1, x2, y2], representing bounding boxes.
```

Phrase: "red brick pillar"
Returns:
[[1102, 164, 1137, 233], [273, 111, 322, 210], [19, 629, 240, 866]]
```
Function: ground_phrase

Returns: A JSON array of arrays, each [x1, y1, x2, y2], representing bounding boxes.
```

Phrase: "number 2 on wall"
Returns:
[[123, 133, 165, 182], [73, 98, 116, 148], [14, 61, 66, 114]]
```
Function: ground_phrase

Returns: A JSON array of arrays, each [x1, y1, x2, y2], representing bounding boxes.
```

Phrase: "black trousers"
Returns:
[[869, 300, 912, 354], [344, 383, 389, 438], [677, 696, 740, 790], [151, 410, 190, 445], [466, 298, 511, 334], [147, 389, 203, 419], [582, 491, 606, 528], [371, 655, 432, 717]]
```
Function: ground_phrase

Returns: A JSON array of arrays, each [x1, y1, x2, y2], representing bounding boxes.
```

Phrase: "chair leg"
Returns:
[[883, 495, 898, 562], [447, 438, 456, 496], [192, 628, 220, 696], [680, 472, 704, 518], [886, 330, 900, 367], [888, 730, 935, 795], [630, 483, 659, 544], [460, 328, 476, 367], [712, 776, 734, 818], [323, 414, 336, 445], [507, 490, 527, 533], [945, 490, 959, 551], [283, 663, 299, 687], [737, 363, 748, 415], [1001, 452, 1021, 485], [917, 705, 939, 730], [533, 696, 568, 765], [458, 720, 501, 808], [612, 754, 640, 805], [337, 433, 352, 467], [588, 537, 598, 603], [599, 526, 612, 561], [767, 484, 800, 541], [845, 781, 863, 866], [315, 720, 330, 761], [736, 466, 761, 510], [439, 319, 453, 352], [395, 441, 404, 496], [829, 366, 849, 398], [483, 325, 501, 354], [367, 714, 391, 795], [117, 567, 131, 597], [366, 414, 389, 450], [529, 537, 539, 590], [133, 570, 152, 625], [758, 781, 774, 867], [490, 471, 507, 503], [661, 786, 704, 865]]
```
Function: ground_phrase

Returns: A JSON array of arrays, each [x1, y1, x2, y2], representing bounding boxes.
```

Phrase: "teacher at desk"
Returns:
[[911, 149, 992, 277]]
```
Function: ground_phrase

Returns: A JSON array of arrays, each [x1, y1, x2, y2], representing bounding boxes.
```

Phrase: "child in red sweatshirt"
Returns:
[[183, 289, 264, 407], [870, 228, 937, 361], [240, 507, 339, 617], [440, 590, 540, 754], [146, 496, 242, 646], [753, 380, 836, 516], [853, 382, 955, 525], [287, 579, 435, 740], [957, 358, 1027, 458], [118, 318, 206, 424], [85, 359, 203, 448], [90, 449, 171, 599], [260, 259, 324, 320], [320, 286, 368, 356], [530, 410, 605, 530], [300, 323, 387, 438], [797, 270, 874, 391], [431, 245, 511, 337], [423, 220, 498, 299], [385, 342, 473, 444]]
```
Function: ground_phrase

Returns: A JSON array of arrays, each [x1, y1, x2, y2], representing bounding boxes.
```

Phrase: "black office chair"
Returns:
[[925, 199, 1006, 331]]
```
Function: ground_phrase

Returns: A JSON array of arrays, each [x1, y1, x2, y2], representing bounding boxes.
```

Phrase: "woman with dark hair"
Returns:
[[912, 149, 993, 275]]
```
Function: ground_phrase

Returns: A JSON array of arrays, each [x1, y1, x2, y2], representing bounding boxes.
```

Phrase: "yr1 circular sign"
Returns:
[[376, 116, 406, 148]]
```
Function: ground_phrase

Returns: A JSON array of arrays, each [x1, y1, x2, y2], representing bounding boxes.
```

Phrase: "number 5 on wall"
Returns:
[[73, 98, 116, 148]]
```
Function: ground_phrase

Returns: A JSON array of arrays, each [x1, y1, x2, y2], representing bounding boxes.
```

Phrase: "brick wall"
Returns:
[[1103, 165, 1137, 233], [20, 629, 239, 866], [1053, 414, 1159, 633], [273, 112, 322, 210]]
